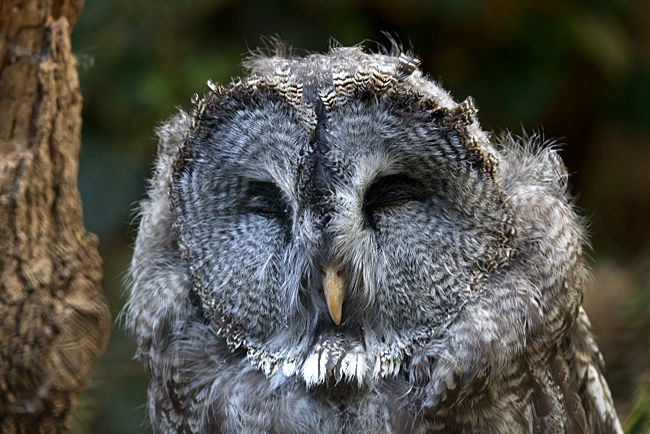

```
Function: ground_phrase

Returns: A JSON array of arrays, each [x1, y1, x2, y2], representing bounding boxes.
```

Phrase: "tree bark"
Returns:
[[0, 1, 110, 432]]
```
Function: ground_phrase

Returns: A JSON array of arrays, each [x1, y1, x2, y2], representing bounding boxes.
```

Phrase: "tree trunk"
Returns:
[[0, 1, 111, 432]]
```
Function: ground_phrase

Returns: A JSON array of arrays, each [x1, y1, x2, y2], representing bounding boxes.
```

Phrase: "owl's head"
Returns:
[[148, 45, 517, 387]]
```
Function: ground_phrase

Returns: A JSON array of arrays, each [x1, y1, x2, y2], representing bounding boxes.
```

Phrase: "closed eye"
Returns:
[[244, 180, 291, 220], [363, 174, 427, 229]]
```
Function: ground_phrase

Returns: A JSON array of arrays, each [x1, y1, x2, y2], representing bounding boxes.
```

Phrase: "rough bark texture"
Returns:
[[0, 1, 111, 432]]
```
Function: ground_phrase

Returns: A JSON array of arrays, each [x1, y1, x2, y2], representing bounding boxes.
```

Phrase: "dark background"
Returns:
[[69, 0, 650, 432]]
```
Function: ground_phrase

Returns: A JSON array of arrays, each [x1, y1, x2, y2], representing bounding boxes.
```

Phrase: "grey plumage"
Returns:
[[125, 44, 623, 433]]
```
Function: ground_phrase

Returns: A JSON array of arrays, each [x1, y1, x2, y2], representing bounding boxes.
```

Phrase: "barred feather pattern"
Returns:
[[125, 45, 623, 433]]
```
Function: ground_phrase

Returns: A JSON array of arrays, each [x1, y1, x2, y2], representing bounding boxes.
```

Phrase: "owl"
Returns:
[[126, 43, 623, 433]]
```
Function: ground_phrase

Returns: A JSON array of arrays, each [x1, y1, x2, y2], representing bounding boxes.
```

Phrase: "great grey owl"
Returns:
[[126, 43, 623, 433]]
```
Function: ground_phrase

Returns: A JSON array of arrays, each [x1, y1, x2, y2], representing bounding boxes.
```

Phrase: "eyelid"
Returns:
[[363, 173, 427, 226], [244, 180, 290, 217], [364, 174, 426, 205], [247, 180, 283, 198]]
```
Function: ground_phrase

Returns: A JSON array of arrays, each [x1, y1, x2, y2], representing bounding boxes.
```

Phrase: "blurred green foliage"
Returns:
[[625, 384, 650, 434], [69, 0, 650, 432]]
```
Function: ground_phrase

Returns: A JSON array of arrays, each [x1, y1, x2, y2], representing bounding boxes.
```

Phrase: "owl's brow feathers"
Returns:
[[167, 51, 516, 379], [177, 52, 498, 186]]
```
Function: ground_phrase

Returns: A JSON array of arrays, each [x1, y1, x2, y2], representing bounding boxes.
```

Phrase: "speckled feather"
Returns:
[[125, 44, 623, 433]]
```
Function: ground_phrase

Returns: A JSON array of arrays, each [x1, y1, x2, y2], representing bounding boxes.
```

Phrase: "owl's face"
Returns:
[[169, 51, 513, 385]]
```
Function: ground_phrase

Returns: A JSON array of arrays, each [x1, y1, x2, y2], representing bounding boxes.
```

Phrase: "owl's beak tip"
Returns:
[[323, 265, 344, 326]]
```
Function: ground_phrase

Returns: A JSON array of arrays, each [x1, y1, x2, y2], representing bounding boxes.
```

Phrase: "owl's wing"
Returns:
[[413, 140, 623, 433], [570, 307, 623, 434]]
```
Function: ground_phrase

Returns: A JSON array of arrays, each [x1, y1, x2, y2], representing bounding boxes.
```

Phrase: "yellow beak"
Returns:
[[323, 266, 344, 326]]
